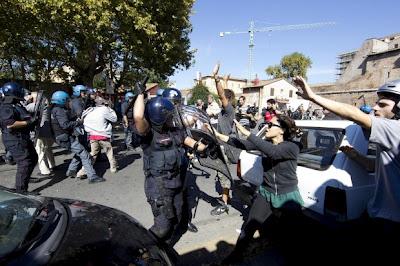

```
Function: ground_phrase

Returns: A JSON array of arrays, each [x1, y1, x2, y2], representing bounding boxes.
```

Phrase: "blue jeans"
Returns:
[[67, 137, 98, 180], [124, 126, 133, 148]]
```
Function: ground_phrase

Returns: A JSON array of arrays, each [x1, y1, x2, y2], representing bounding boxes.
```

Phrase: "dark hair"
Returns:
[[267, 99, 276, 104], [224, 89, 236, 106], [239, 95, 246, 101], [378, 92, 400, 103], [277, 115, 298, 140]]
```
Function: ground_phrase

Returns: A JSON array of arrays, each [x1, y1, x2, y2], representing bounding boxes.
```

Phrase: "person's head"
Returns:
[[2, 82, 25, 102], [125, 92, 135, 102], [162, 88, 182, 106], [208, 94, 214, 104], [224, 89, 235, 106], [266, 99, 276, 110], [374, 79, 400, 119], [196, 99, 203, 108], [238, 96, 246, 106], [145, 97, 176, 132], [264, 115, 297, 143], [72, 85, 87, 98], [95, 97, 108, 107], [51, 91, 70, 107]]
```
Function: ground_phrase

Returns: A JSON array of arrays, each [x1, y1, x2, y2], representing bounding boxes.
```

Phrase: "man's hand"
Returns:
[[212, 62, 220, 78], [234, 119, 250, 137], [293, 76, 316, 101], [339, 145, 359, 159]]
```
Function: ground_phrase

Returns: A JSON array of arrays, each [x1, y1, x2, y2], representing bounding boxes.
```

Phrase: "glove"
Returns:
[[133, 76, 150, 96]]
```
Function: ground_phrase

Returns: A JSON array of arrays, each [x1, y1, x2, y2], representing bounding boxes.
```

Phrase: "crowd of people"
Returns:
[[1, 64, 400, 263]]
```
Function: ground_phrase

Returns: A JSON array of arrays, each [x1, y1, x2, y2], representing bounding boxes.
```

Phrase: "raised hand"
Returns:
[[234, 119, 250, 137], [212, 62, 220, 78], [293, 76, 316, 101]]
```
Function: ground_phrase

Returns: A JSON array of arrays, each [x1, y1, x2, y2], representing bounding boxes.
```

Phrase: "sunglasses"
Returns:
[[267, 122, 282, 128]]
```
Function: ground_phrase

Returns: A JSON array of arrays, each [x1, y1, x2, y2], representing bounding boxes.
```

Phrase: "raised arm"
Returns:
[[293, 76, 372, 129], [133, 94, 149, 135]]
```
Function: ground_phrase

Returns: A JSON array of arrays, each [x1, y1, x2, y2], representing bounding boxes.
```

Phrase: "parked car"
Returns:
[[238, 120, 376, 222], [0, 187, 176, 266]]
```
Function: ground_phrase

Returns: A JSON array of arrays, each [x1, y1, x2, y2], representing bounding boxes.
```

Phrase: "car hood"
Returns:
[[50, 198, 166, 265]]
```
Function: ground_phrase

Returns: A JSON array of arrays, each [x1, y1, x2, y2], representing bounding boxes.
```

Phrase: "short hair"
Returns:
[[239, 96, 246, 101], [267, 99, 276, 104]]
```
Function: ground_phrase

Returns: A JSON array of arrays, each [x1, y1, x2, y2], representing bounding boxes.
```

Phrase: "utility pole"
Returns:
[[219, 21, 335, 83]]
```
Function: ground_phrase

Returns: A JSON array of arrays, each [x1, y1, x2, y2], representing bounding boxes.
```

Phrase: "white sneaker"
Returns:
[[110, 168, 118, 173]]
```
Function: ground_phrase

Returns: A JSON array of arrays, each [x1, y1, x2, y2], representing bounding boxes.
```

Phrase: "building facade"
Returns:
[[241, 79, 298, 109]]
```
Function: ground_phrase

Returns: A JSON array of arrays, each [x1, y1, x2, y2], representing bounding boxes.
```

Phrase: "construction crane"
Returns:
[[219, 21, 335, 82]]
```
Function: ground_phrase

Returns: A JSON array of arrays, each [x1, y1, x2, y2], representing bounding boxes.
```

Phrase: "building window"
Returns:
[[395, 44, 399, 49], [289, 90, 293, 97], [271, 88, 274, 96]]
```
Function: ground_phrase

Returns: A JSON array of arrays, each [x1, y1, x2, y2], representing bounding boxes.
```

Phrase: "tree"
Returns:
[[188, 83, 210, 106], [0, 0, 195, 87], [265, 52, 312, 79]]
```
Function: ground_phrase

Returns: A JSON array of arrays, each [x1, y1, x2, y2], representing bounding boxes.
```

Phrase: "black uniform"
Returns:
[[141, 128, 186, 243], [0, 99, 38, 192]]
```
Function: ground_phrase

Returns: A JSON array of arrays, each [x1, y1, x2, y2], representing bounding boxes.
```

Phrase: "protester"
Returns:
[[207, 115, 302, 263], [80, 97, 118, 174], [293, 76, 400, 260], [25, 91, 56, 177], [206, 94, 221, 129]]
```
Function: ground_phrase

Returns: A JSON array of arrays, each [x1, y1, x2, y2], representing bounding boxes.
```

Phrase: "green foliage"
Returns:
[[188, 83, 210, 105], [265, 52, 312, 79], [0, 0, 195, 87]]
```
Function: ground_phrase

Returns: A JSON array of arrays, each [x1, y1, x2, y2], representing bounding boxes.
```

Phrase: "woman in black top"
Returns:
[[207, 115, 303, 263]]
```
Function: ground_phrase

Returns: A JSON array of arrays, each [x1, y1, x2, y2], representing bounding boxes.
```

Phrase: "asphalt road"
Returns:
[[0, 133, 247, 265]]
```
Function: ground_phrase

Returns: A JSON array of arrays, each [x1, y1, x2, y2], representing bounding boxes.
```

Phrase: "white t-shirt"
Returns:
[[368, 116, 400, 222]]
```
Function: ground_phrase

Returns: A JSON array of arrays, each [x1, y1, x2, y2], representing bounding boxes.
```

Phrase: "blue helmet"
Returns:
[[156, 88, 165, 96], [72, 85, 87, 97], [145, 97, 175, 130], [162, 88, 182, 105], [360, 104, 372, 114], [87, 87, 97, 95], [2, 82, 25, 99], [125, 92, 135, 102], [51, 91, 70, 105]]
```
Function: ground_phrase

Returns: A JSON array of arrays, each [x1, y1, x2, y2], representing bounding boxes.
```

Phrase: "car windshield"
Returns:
[[0, 190, 41, 257]]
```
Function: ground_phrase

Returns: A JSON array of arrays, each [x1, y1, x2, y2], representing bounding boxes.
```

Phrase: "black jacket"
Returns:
[[227, 133, 300, 195]]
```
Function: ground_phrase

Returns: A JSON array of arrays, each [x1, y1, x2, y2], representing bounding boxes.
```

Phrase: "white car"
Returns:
[[238, 120, 376, 222]]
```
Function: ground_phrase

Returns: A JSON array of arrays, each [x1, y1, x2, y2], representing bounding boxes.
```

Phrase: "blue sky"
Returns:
[[170, 0, 399, 89]]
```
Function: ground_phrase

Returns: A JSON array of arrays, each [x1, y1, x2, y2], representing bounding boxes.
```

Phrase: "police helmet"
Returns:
[[360, 104, 372, 114], [72, 85, 87, 97], [0, 87, 3, 98], [145, 97, 175, 130], [156, 88, 165, 97], [87, 87, 97, 95], [162, 88, 182, 105], [125, 92, 135, 102], [51, 91, 70, 105], [2, 82, 25, 99]]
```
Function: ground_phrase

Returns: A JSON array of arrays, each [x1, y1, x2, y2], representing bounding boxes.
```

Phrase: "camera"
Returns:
[[246, 106, 259, 115]]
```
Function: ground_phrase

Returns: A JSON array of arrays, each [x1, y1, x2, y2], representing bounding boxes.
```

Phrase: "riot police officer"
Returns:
[[162, 88, 198, 233], [0, 82, 38, 192], [70, 84, 88, 119], [50, 91, 105, 183], [134, 89, 207, 245]]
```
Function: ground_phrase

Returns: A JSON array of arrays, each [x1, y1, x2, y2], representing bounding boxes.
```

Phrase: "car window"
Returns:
[[0, 190, 41, 257], [292, 127, 345, 170]]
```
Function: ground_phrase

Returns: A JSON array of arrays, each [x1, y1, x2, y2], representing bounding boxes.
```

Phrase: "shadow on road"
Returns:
[[178, 240, 234, 266]]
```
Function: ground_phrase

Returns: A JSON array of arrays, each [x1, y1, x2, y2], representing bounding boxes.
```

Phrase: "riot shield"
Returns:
[[178, 105, 233, 181]]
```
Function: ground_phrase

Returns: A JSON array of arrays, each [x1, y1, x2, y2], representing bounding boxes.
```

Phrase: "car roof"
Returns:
[[295, 120, 355, 129]]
